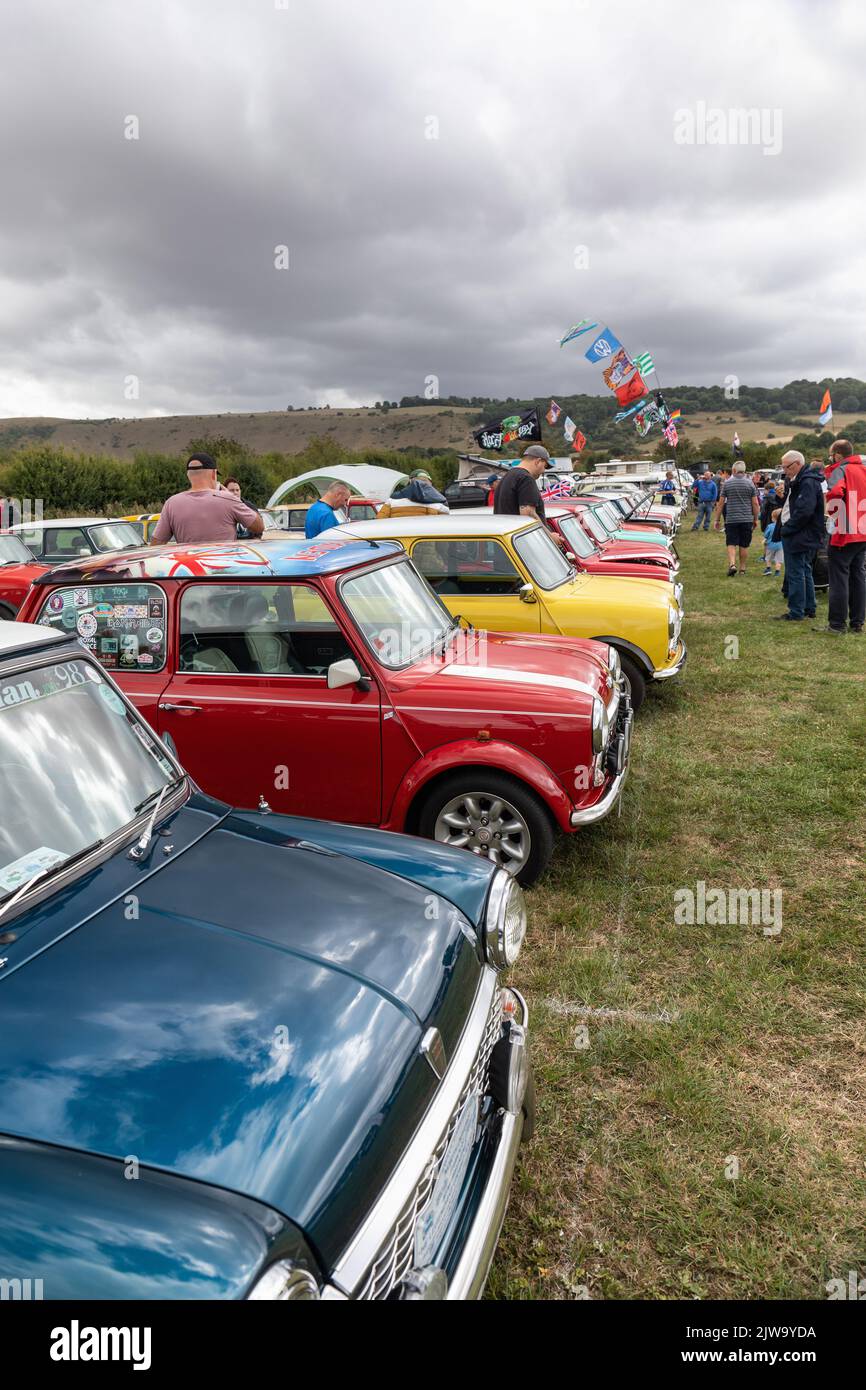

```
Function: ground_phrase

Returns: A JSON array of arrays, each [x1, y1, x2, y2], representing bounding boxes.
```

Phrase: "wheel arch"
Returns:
[[387, 742, 572, 836], [591, 636, 654, 676]]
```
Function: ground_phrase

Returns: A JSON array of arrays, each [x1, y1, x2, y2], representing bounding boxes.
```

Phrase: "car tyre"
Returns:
[[617, 654, 646, 711], [416, 770, 555, 887]]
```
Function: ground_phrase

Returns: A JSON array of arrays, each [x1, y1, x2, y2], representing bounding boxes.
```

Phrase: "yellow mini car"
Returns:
[[119, 513, 161, 543], [332, 514, 686, 710]]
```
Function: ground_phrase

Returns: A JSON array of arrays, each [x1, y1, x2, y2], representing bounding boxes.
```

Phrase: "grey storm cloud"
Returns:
[[0, 0, 865, 418]]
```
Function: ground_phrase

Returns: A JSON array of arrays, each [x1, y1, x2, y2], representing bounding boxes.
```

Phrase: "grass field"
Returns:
[[488, 523, 866, 1301]]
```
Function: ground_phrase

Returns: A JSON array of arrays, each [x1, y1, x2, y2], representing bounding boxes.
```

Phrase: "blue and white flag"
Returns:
[[584, 328, 623, 363]]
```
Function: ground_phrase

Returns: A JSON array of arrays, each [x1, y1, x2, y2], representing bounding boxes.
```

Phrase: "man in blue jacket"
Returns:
[[691, 471, 718, 530], [771, 451, 826, 623]]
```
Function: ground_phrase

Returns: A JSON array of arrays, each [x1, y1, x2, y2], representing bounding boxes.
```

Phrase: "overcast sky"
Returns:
[[1, 0, 864, 418]]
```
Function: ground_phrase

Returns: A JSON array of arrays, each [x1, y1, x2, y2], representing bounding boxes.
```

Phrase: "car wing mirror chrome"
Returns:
[[518, 583, 537, 604], [327, 657, 365, 690]]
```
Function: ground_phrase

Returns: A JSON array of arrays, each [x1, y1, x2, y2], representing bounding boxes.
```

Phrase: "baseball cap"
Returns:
[[187, 451, 218, 471], [410, 468, 433, 481], [523, 444, 551, 463]]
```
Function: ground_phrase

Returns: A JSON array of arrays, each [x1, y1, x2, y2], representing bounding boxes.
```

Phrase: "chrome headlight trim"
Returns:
[[607, 645, 621, 682], [485, 869, 528, 969], [247, 1261, 321, 1301], [591, 696, 610, 754]]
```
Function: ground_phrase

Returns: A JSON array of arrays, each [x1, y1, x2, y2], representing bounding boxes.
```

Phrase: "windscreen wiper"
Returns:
[[130, 777, 184, 861], [0, 839, 107, 923]]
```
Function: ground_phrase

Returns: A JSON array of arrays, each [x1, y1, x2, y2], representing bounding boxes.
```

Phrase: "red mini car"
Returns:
[[542, 506, 682, 592], [0, 532, 51, 620], [552, 501, 680, 576], [19, 535, 634, 885]]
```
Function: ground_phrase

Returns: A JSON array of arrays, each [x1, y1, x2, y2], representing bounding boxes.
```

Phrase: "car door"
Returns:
[[408, 537, 542, 633], [156, 579, 382, 823]]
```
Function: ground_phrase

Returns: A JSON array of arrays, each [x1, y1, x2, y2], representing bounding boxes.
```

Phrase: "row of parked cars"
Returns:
[[0, 479, 687, 1300]]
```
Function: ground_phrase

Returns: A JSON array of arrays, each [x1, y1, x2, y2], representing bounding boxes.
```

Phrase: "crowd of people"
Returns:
[[691, 444, 866, 632]]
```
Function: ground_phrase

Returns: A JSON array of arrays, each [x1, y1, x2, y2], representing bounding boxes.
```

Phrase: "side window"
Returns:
[[178, 583, 353, 676], [411, 540, 523, 596], [37, 583, 168, 672]]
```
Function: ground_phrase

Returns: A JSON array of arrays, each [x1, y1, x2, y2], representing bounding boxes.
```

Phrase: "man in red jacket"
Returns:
[[823, 439, 866, 634]]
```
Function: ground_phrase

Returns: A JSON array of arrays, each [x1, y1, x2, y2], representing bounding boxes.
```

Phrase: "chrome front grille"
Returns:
[[354, 990, 503, 1301]]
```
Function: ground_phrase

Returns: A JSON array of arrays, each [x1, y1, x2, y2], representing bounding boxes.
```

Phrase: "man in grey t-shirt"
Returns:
[[712, 461, 759, 575]]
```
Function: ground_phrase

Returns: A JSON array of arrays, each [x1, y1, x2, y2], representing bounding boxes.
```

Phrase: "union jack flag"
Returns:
[[540, 475, 574, 500]]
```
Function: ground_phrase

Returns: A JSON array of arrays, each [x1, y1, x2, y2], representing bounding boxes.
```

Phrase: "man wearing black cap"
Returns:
[[151, 453, 263, 545], [492, 444, 550, 519]]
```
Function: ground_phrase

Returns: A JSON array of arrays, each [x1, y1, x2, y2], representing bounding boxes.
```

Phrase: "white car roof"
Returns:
[[9, 517, 115, 530], [0, 621, 67, 653], [330, 514, 539, 540]]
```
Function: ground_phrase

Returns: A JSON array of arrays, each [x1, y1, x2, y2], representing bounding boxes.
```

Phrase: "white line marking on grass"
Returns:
[[545, 996, 680, 1026]]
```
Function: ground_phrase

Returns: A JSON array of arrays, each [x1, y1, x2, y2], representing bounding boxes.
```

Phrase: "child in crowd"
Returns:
[[763, 517, 784, 576]]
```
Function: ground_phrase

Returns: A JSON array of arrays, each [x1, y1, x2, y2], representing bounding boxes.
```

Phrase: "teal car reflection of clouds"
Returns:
[[0, 623, 534, 1301]]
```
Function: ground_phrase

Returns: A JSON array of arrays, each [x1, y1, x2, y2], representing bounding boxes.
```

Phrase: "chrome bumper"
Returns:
[[445, 1110, 525, 1298], [652, 639, 688, 681], [446, 994, 531, 1301], [569, 695, 634, 827]]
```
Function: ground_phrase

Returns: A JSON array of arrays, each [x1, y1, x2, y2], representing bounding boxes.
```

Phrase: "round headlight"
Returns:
[[484, 870, 527, 969], [247, 1261, 320, 1301], [668, 604, 677, 641], [607, 646, 621, 682]]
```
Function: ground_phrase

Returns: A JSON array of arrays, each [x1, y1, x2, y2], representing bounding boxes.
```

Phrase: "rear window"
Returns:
[[36, 583, 168, 672]]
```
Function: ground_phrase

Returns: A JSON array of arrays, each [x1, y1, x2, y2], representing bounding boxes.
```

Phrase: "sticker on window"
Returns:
[[0, 846, 67, 894], [98, 685, 126, 717], [38, 584, 168, 673]]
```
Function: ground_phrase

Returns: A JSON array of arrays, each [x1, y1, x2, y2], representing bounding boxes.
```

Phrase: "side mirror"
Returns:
[[327, 657, 363, 689], [518, 583, 537, 605]]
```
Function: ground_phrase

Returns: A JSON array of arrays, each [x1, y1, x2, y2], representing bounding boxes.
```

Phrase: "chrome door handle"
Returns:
[[159, 702, 203, 714]]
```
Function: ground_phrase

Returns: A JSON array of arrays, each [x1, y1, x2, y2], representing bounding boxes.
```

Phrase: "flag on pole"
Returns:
[[819, 389, 833, 425], [563, 415, 577, 443], [541, 474, 574, 499], [559, 320, 598, 347], [668, 407, 681, 422], [663, 422, 679, 447], [614, 397, 650, 422], [546, 399, 562, 425], [584, 328, 623, 363], [572, 430, 586, 453], [633, 351, 655, 377], [602, 348, 634, 391], [614, 370, 647, 409]]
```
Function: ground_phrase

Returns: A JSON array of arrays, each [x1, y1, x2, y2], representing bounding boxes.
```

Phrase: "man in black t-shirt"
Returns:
[[493, 444, 550, 518]]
